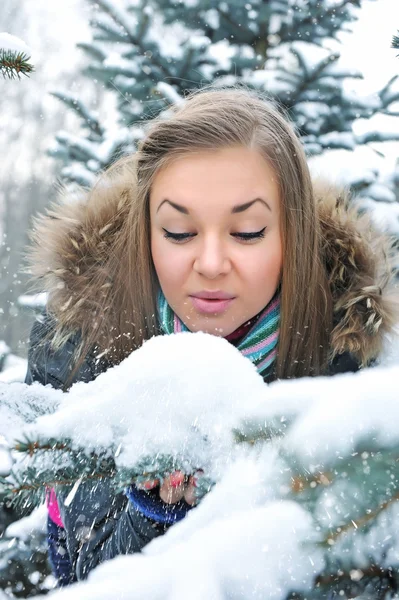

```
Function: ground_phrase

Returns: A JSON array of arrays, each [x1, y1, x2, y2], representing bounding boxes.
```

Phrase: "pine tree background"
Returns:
[[0, 0, 399, 598], [50, 0, 399, 204]]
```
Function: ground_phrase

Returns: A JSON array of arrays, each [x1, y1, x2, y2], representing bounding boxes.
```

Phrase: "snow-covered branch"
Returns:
[[0, 32, 33, 79], [1, 332, 399, 598]]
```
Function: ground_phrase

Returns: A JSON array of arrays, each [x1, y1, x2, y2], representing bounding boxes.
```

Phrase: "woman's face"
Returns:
[[150, 146, 283, 336]]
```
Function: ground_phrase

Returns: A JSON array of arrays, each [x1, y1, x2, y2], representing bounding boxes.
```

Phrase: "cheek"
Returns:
[[151, 237, 187, 288], [151, 237, 167, 282], [245, 239, 283, 284]]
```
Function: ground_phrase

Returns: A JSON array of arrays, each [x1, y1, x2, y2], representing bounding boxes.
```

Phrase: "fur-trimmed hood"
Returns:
[[26, 175, 398, 367]]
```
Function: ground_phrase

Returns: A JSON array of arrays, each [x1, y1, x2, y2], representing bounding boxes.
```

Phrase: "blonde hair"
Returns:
[[49, 85, 333, 385]]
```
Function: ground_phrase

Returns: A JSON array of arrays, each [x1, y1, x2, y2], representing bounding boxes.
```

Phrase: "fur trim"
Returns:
[[26, 174, 399, 365], [314, 180, 398, 366]]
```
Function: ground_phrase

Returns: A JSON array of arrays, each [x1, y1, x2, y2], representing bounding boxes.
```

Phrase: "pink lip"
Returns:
[[191, 290, 235, 300], [190, 296, 235, 315]]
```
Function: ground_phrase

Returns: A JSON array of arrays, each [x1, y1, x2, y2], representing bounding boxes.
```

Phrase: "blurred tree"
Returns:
[[51, 0, 399, 211]]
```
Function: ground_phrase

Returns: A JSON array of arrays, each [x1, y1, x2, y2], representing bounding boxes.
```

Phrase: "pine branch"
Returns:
[[92, 0, 172, 81], [323, 489, 399, 546], [13, 437, 71, 455], [1, 435, 208, 507], [50, 91, 104, 136], [392, 31, 399, 51], [315, 564, 396, 589], [217, 7, 256, 45], [291, 51, 341, 107], [0, 49, 34, 80]]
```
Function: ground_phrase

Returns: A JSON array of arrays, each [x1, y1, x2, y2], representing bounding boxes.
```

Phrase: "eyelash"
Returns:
[[162, 227, 267, 243]]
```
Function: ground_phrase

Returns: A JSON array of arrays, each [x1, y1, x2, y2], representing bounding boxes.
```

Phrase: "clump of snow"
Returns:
[[18, 292, 47, 309], [358, 196, 399, 236], [0, 438, 12, 476], [0, 381, 62, 445], [5, 503, 47, 541], [280, 365, 399, 464], [0, 341, 10, 356], [0, 33, 32, 57], [27, 332, 267, 481], [308, 147, 379, 188], [0, 355, 27, 383], [156, 82, 184, 106]]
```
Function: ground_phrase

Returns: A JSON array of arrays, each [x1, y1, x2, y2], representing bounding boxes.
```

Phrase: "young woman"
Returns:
[[25, 86, 398, 586]]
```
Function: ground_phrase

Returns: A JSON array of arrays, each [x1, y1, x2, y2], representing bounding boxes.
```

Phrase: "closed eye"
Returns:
[[162, 229, 196, 242], [162, 227, 267, 243], [233, 227, 267, 241]]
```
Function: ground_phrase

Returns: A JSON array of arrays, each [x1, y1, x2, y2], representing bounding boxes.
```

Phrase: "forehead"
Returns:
[[149, 147, 280, 214]]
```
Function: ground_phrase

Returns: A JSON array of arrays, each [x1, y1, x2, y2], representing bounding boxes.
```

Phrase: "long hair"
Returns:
[[42, 85, 333, 386]]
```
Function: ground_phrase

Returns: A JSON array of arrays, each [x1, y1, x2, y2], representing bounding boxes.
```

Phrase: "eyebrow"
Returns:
[[156, 197, 272, 214]]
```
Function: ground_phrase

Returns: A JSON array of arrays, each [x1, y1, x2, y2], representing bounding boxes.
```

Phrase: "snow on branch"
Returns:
[[0, 32, 34, 79], [1, 332, 399, 597]]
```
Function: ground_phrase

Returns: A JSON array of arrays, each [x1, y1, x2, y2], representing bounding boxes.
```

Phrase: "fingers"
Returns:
[[137, 470, 203, 506], [159, 471, 185, 504], [184, 470, 204, 505], [183, 475, 197, 506], [135, 478, 159, 490]]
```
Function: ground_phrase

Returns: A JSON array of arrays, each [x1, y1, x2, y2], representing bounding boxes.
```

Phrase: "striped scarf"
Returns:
[[157, 290, 280, 379]]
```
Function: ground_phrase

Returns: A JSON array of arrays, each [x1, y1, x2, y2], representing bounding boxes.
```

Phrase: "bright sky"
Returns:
[[338, 0, 398, 94]]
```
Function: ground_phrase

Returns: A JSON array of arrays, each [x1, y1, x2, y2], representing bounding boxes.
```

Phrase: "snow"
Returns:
[[203, 9, 219, 29], [102, 53, 140, 76], [156, 82, 184, 106], [5, 503, 47, 541], [282, 366, 399, 464], [358, 197, 399, 236], [309, 147, 378, 186], [1, 330, 399, 599], [48, 501, 321, 600], [18, 292, 47, 309], [0, 32, 32, 57], [0, 341, 9, 356], [25, 333, 268, 478], [0, 353, 27, 383], [0, 381, 62, 446], [0, 440, 12, 476], [364, 182, 396, 203], [309, 145, 399, 234], [206, 40, 234, 72]]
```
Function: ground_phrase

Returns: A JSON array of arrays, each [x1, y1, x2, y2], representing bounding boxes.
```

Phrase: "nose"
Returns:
[[193, 233, 232, 279]]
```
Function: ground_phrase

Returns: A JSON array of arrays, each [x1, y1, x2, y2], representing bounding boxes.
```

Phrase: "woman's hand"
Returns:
[[136, 470, 200, 506]]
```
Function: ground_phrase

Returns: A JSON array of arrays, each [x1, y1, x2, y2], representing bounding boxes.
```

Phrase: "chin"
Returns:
[[187, 320, 234, 337]]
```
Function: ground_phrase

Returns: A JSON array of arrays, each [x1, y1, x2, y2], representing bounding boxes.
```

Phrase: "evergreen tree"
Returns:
[[50, 0, 399, 208]]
